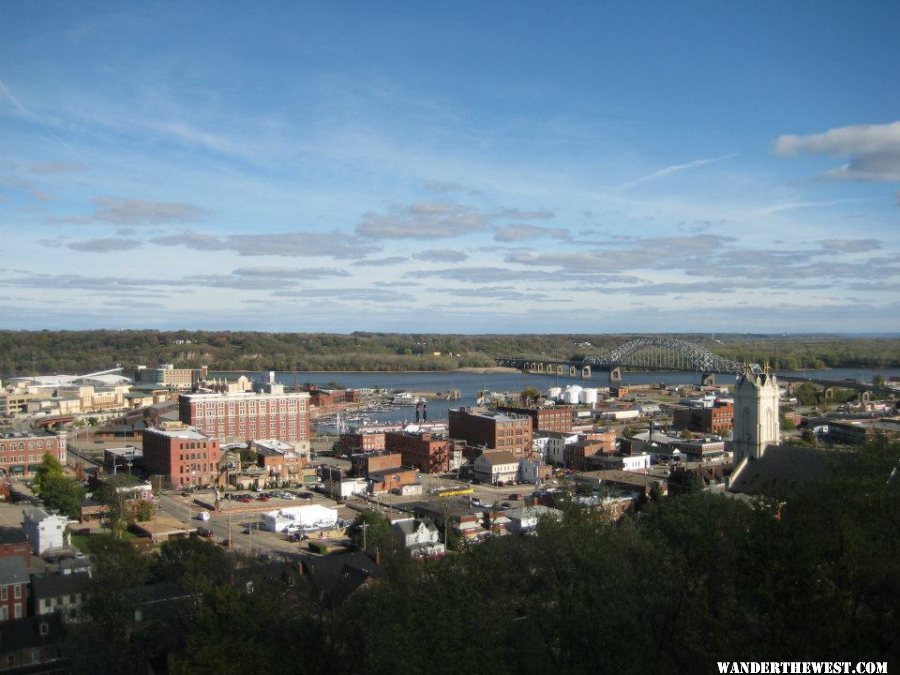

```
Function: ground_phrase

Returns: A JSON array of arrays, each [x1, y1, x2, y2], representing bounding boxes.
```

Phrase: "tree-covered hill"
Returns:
[[0, 330, 897, 376]]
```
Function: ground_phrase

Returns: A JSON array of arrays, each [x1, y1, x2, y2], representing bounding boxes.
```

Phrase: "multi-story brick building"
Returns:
[[449, 408, 533, 459], [0, 431, 66, 479], [497, 405, 573, 433], [0, 557, 29, 622], [349, 452, 403, 478], [672, 402, 734, 434], [253, 439, 308, 482], [142, 423, 221, 489], [336, 431, 385, 457], [385, 430, 450, 474], [135, 364, 206, 391], [178, 391, 310, 450]]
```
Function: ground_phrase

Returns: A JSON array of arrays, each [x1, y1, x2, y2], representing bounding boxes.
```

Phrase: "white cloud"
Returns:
[[412, 249, 469, 262], [774, 121, 900, 182]]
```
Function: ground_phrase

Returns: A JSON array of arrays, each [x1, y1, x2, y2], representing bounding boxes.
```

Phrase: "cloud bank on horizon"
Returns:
[[0, 2, 898, 334]]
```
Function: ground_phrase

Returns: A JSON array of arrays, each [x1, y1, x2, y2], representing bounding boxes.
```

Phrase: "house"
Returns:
[[473, 451, 519, 485], [0, 527, 31, 569], [391, 518, 445, 557], [22, 509, 69, 556], [0, 557, 30, 622], [299, 551, 383, 607], [0, 616, 66, 673], [30, 572, 91, 623], [504, 505, 562, 535]]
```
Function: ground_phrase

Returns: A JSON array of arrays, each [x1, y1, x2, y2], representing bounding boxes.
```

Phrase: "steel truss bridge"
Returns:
[[497, 337, 746, 380]]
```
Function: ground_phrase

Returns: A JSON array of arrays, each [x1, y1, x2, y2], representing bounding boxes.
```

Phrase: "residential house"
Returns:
[[22, 510, 69, 556], [0, 557, 29, 622], [391, 518, 445, 557]]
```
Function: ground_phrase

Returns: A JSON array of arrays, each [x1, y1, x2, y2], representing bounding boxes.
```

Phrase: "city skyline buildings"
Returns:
[[1, 2, 898, 334]]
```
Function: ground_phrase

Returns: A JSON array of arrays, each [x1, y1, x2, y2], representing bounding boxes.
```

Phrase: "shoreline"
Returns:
[[209, 366, 522, 375]]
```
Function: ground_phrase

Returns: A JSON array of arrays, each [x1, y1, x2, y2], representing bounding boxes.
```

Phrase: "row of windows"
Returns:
[[179, 453, 210, 461], [0, 603, 22, 620], [0, 440, 49, 451], [0, 584, 22, 601]]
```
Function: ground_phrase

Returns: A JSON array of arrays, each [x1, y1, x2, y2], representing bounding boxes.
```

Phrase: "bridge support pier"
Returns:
[[702, 373, 716, 387], [581, 365, 591, 380], [609, 367, 622, 384]]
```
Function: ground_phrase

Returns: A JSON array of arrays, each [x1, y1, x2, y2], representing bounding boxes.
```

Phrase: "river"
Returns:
[[209, 367, 898, 427]]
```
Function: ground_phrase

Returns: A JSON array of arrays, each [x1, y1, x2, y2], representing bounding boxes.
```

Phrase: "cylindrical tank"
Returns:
[[563, 385, 582, 404], [580, 388, 598, 405], [547, 387, 562, 400]]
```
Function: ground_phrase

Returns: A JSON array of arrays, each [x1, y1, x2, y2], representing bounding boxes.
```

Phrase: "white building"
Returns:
[[262, 504, 338, 532], [732, 365, 780, 463], [473, 451, 519, 485], [391, 517, 445, 557], [540, 432, 580, 466], [504, 505, 562, 535], [23, 508, 70, 555], [590, 453, 652, 472]]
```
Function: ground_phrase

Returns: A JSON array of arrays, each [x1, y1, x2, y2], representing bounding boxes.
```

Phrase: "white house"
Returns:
[[391, 518, 445, 557], [473, 451, 519, 485], [23, 508, 70, 555], [589, 453, 652, 472], [539, 432, 579, 465], [504, 505, 562, 535]]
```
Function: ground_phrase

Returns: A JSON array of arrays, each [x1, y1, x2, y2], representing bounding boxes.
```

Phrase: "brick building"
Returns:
[[0, 528, 30, 570], [0, 431, 66, 479], [0, 557, 29, 622], [253, 439, 307, 482], [142, 423, 221, 488], [178, 391, 310, 449], [336, 431, 386, 457], [385, 430, 450, 474], [135, 364, 205, 390], [497, 405, 573, 433], [449, 408, 533, 459], [672, 402, 734, 434], [350, 452, 403, 478]]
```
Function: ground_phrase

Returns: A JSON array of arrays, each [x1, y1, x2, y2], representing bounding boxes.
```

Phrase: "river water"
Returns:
[[210, 367, 898, 427]]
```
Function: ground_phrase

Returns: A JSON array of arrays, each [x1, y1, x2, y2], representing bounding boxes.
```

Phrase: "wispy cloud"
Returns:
[[151, 230, 372, 259], [52, 197, 210, 226], [68, 237, 143, 252], [617, 154, 736, 190]]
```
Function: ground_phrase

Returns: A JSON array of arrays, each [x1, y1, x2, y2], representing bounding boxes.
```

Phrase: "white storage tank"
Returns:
[[547, 387, 562, 400], [580, 388, 598, 406], [563, 385, 582, 404]]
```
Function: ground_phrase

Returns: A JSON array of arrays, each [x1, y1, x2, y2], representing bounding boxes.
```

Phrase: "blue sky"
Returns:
[[1, 1, 898, 333]]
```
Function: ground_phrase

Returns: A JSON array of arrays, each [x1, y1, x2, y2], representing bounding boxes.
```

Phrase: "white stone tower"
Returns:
[[732, 364, 780, 463]]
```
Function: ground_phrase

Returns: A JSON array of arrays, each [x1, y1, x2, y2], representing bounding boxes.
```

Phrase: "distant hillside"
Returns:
[[0, 330, 898, 376]]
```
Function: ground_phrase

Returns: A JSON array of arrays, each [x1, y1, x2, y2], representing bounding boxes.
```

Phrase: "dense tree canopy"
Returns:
[[1, 330, 897, 375], [67, 438, 899, 674]]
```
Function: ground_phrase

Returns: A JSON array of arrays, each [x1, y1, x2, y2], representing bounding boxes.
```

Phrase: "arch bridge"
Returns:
[[496, 336, 746, 381]]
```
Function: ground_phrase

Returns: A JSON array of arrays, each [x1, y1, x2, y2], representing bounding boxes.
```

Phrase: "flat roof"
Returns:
[[144, 427, 209, 440], [179, 391, 309, 400]]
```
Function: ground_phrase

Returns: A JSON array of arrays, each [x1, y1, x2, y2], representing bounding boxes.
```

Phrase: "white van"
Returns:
[[197, 511, 210, 522]]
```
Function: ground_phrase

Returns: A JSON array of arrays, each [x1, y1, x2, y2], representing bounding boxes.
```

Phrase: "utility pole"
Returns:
[[360, 522, 369, 551]]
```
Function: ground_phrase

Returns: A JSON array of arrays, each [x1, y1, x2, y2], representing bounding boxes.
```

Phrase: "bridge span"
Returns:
[[497, 337, 746, 382]]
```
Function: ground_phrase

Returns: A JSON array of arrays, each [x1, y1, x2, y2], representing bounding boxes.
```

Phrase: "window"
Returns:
[[0, 606, 7, 620], [1, 586, 7, 601], [14, 603, 22, 618]]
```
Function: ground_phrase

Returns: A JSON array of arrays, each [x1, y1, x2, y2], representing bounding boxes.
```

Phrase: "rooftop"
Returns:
[[144, 426, 209, 440], [0, 556, 30, 585]]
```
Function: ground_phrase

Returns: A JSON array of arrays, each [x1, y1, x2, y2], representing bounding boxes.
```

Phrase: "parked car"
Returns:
[[256, 494, 270, 502], [197, 511, 211, 521], [298, 492, 313, 499], [196, 527, 214, 538], [509, 493, 524, 500]]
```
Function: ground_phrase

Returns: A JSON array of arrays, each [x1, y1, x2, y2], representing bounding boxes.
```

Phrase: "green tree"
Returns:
[[795, 382, 820, 406], [40, 475, 85, 518], [69, 535, 150, 675], [33, 452, 64, 493], [135, 500, 153, 522], [151, 537, 231, 590], [872, 373, 885, 387], [348, 510, 392, 552]]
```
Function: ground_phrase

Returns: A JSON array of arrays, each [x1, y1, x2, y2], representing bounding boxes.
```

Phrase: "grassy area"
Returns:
[[71, 529, 137, 555]]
